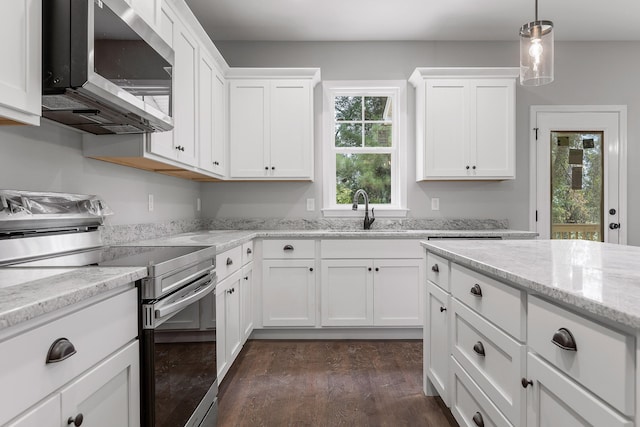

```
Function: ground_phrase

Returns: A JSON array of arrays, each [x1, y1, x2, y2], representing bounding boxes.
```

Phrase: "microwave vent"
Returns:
[[100, 124, 145, 134], [42, 95, 90, 111]]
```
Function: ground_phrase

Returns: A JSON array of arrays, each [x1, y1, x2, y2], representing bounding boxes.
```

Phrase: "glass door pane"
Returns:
[[550, 131, 604, 241]]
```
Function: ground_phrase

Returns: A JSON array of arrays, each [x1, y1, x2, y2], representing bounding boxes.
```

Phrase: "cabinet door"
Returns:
[[373, 259, 423, 326], [198, 53, 226, 176], [262, 259, 316, 326], [321, 259, 373, 326], [424, 79, 469, 178], [425, 281, 450, 406], [149, 5, 198, 166], [269, 80, 313, 179], [225, 273, 243, 363], [6, 395, 59, 427], [469, 79, 515, 179], [525, 353, 632, 427], [0, 0, 40, 125], [60, 341, 140, 427], [229, 80, 270, 178], [241, 263, 254, 342], [215, 283, 228, 380]]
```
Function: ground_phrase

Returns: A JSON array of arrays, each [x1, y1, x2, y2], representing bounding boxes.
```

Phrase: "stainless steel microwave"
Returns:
[[42, 0, 174, 135]]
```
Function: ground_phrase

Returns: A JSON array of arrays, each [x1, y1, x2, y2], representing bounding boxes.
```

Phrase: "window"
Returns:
[[322, 81, 407, 217]]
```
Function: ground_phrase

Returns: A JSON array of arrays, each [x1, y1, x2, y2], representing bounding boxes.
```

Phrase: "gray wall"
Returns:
[[203, 41, 640, 245], [0, 122, 201, 225]]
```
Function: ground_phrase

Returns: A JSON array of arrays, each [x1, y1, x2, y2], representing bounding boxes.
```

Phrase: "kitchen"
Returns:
[[1, 0, 640, 426]]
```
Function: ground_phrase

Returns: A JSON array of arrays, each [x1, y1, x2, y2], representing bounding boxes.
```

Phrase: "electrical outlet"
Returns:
[[431, 197, 440, 211], [148, 194, 154, 212], [306, 198, 315, 211], [197, 198, 201, 212]]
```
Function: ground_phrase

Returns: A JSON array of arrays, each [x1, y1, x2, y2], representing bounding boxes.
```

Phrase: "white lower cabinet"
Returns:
[[240, 262, 254, 340], [425, 281, 450, 406], [59, 341, 140, 427], [525, 353, 632, 427], [424, 250, 637, 427], [262, 259, 316, 327], [1, 288, 139, 427], [216, 269, 242, 382], [321, 258, 423, 327]]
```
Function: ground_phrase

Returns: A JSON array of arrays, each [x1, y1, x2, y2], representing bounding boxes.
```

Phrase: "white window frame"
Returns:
[[322, 80, 408, 218]]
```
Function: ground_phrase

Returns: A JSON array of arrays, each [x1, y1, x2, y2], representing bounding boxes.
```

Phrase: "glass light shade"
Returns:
[[519, 20, 554, 86]]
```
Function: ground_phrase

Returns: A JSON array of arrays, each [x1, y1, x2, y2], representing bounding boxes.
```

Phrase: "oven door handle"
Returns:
[[154, 274, 216, 320], [164, 264, 215, 295]]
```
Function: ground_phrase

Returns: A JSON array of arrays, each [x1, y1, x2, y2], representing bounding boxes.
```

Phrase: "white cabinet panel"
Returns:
[[6, 395, 59, 427], [216, 269, 242, 382], [229, 81, 269, 178], [425, 281, 450, 406], [198, 53, 226, 176], [270, 81, 312, 178], [60, 341, 140, 427], [262, 259, 316, 326], [321, 260, 373, 326], [130, 0, 161, 31], [373, 259, 422, 326], [241, 263, 254, 341], [0, 0, 40, 125], [525, 353, 632, 427]]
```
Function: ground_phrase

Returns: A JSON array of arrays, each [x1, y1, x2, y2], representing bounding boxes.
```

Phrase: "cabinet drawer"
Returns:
[[242, 241, 254, 265], [427, 252, 450, 291], [451, 264, 525, 340], [450, 358, 513, 427], [528, 296, 635, 416], [452, 300, 525, 426], [263, 239, 315, 259], [216, 245, 242, 280], [0, 288, 137, 426], [321, 239, 422, 259]]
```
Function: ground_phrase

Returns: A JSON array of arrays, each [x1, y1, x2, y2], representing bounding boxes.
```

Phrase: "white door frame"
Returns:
[[529, 105, 628, 244]]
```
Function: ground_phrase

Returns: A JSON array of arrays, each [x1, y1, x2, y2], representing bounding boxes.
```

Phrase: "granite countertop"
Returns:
[[128, 229, 537, 252], [0, 267, 147, 332], [422, 239, 640, 329]]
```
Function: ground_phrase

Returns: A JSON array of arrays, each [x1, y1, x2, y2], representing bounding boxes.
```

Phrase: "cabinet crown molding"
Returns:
[[226, 68, 321, 85], [409, 67, 519, 87]]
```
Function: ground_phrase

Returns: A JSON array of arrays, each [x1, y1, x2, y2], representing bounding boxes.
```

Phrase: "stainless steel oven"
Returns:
[[0, 190, 219, 427]]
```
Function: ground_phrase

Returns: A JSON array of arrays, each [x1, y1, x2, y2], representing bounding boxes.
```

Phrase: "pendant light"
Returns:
[[519, 0, 554, 86]]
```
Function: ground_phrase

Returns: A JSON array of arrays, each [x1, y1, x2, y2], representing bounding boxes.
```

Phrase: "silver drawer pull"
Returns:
[[226, 257, 233, 266], [46, 338, 77, 363], [431, 264, 439, 273], [247, 248, 252, 255], [551, 328, 577, 351], [283, 244, 294, 251]]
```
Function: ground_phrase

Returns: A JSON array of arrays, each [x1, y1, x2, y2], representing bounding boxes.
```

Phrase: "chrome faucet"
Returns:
[[352, 189, 375, 230]]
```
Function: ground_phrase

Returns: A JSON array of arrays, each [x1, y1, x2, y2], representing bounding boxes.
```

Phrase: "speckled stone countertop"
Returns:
[[128, 229, 537, 253], [422, 239, 640, 329], [0, 267, 147, 332]]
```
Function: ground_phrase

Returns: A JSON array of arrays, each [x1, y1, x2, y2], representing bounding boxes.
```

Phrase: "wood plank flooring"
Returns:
[[218, 340, 457, 427]]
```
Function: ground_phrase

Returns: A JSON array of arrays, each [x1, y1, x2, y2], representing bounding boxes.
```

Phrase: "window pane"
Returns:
[[336, 153, 391, 204], [335, 96, 362, 121], [365, 123, 392, 147], [550, 131, 604, 241], [335, 123, 362, 147], [364, 97, 391, 121]]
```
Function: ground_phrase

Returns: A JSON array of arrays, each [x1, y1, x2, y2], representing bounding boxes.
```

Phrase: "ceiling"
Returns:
[[185, 0, 640, 42]]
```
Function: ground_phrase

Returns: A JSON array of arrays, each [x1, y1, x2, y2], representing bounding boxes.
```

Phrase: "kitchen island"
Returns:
[[422, 239, 640, 427]]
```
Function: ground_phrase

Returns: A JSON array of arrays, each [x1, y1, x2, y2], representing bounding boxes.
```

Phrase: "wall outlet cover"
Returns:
[[148, 194, 154, 212], [306, 198, 315, 211], [431, 198, 440, 211]]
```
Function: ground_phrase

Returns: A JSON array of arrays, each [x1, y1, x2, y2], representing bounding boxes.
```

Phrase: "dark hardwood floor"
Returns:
[[217, 340, 458, 427]]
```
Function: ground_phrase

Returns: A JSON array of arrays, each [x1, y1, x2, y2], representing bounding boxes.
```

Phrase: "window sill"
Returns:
[[322, 208, 409, 218]]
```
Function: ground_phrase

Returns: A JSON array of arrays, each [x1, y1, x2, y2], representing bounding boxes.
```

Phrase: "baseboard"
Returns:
[[249, 327, 422, 340]]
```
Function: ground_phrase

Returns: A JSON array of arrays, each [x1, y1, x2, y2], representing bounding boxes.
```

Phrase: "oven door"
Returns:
[[141, 272, 218, 427]]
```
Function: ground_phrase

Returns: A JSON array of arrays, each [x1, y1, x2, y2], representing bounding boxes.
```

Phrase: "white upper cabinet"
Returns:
[[409, 68, 518, 181], [198, 51, 227, 177], [0, 0, 40, 125], [227, 69, 320, 180], [149, 3, 198, 166]]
